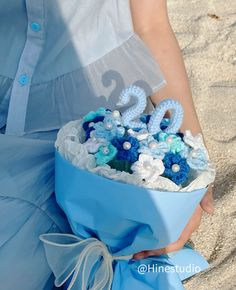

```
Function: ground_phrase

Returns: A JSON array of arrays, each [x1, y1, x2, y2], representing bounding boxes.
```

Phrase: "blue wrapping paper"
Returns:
[[41, 151, 209, 290]]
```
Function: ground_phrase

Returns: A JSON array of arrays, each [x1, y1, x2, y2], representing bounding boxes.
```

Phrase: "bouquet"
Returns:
[[40, 86, 215, 290]]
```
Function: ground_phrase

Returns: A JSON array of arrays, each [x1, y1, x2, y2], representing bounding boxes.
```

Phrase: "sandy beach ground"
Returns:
[[168, 1, 236, 289]]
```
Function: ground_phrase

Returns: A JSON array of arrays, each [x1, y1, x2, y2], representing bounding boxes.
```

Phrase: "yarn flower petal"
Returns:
[[187, 149, 209, 171], [131, 154, 165, 182], [138, 135, 169, 159], [84, 137, 107, 154], [93, 116, 125, 142], [163, 153, 190, 185], [111, 136, 139, 163], [184, 130, 209, 158], [82, 115, 106, 141], [83, 107, 107, 122], [95, 144, 118, 166], [157, 132, 187, 154]]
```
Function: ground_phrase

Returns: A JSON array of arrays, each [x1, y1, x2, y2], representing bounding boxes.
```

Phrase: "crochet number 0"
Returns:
[[148, 99, 184, 135]]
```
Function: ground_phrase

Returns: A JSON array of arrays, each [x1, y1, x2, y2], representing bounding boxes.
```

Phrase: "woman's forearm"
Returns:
[[131, 0, 202, 135]]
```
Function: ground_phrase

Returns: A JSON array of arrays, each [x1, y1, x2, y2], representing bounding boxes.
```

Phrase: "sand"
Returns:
[[167, 1, 236, 289]]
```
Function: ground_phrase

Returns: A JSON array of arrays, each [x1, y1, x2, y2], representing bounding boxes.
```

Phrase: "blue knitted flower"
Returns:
[[83, 107, 107, 122], [140, 114, 151, 124], [157, 132, 187, 154], [82, 115, 105, 141], [95, 144, 118, 166], [187, 149, 208, 170], [160, 118, 170, 130], [140, 115, 170, 130], [138, 136, 169, 160], [163, 153, 190, 185], [111, 136, 140, 163], [93, 116, 125, 142]]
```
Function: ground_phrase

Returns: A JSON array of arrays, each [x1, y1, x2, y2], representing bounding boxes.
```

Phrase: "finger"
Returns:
[[133, 250, 151, 260], [134, 205, 202, 259], [200, 186, 214, 214], [161, 205, 202, 254]]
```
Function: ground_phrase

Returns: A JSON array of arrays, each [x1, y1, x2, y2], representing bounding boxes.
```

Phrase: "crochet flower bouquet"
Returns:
[[40, 86, 215, 290]]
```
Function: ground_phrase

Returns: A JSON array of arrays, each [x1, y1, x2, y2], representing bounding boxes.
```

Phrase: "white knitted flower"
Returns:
[[131, 154, 165, 182], [72, 153, 96, 171], [127, 128, 150, 141], [55, 120, 84, 151], [84, 137, 107, 154]]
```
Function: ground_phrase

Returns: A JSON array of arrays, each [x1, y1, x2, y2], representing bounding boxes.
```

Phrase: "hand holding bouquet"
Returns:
[[40, 86, 215, 290]]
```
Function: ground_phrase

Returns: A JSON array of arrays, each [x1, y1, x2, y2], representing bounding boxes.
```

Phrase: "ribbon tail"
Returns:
[[40, 233, 117, 290], [90, 258, 114, 290], [40, 234, 97, 288]]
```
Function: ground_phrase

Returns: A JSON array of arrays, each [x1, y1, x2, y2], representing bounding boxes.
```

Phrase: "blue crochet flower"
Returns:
[[140, 114, 151, 124], [93, 116, 125, 142], [160, 118, 170, 130], [82, 115, 105, 141], [179, 145, 190, 159], [138, 136, 169, 160], [140, 115, 169, 129], [163, 153, 190, 185], [83, 107, 107, 122], [111, 136, 140, 163], [95, 144, 118, 166], [157, 132, 187, 154], [187, 149, 208, 170]]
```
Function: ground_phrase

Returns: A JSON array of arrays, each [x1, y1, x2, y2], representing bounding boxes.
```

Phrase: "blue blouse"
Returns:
[[0, 0, 165, 136], [0, 2, 166, 289]]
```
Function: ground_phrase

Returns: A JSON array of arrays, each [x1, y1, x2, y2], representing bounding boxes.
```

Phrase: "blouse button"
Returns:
[[31, 22, 41, 32], [18, 74, 30, 86]]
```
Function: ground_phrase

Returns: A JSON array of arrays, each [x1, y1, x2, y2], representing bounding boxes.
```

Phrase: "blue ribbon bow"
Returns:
[[40, 234, 133, 290]]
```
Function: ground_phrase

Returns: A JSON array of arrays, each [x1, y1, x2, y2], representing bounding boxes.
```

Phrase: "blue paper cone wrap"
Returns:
[[40, 151, 209, 290]]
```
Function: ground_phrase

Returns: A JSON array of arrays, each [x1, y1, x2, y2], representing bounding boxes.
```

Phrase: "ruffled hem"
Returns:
[[0, 34, 166, 134]]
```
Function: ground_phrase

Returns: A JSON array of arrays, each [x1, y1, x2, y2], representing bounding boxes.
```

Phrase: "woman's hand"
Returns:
[[200, 185, 214, 215], [133, 187, 214, 259]]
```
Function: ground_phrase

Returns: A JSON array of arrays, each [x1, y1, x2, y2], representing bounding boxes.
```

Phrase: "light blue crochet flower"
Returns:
[[83, 107, 107, 122], [179, 145, 190, 159], [95, 144, 118, 166], [138, 136, 169, 160], [187, 149, 208, 170], [157, 132, 187, 154], [93, 116, 125, 142]]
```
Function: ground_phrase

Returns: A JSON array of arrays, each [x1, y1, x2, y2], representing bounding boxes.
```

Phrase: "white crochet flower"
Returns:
[[131, 154, 165, 182], [127, 128, 150, 141], [72, 153, 96, 171], [55, 120, 84, 151], [84, 137, 107, 154]]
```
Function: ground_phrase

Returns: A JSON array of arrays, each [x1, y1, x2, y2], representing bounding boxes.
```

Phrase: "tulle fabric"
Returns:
[[0, 35, 166, 134]]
